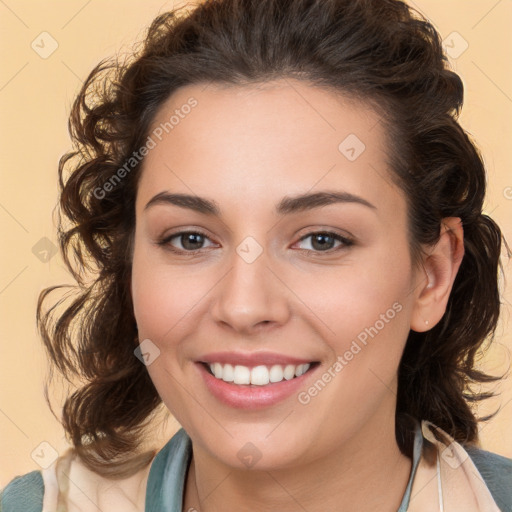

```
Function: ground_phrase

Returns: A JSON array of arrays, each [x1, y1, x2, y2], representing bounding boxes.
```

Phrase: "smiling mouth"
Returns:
[[203, 362, 320, 386]]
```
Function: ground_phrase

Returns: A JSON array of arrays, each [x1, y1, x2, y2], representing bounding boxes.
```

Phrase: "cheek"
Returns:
[[305, 245, 414, 389], [130, 245, 198, 419], [131, 265, 175, 340], [131, 245, 201, 341], [296, 267, 413, 428], [295, 246, 412, 341]]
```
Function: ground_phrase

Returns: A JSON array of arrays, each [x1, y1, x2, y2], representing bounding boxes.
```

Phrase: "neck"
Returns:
[[183, 412, 412, 512]]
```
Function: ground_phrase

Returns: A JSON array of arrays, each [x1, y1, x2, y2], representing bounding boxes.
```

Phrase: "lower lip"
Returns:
[[197, 363, 318, 409]]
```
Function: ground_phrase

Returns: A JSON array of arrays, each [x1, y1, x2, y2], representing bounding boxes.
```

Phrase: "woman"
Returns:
[[1, 0, 511, 510]]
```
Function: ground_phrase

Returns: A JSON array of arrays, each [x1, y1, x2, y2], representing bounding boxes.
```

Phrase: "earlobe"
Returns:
[[410, 217, 464, 332]]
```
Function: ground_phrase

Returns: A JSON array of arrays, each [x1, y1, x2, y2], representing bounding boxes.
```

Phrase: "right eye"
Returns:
[[158, 230, 217, 254]]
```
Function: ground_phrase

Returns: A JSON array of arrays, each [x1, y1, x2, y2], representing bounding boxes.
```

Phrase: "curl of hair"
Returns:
[[38, 0, 507, 476]]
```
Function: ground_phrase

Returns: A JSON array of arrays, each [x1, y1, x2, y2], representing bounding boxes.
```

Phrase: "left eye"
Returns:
[[295, 232, 352, 252]]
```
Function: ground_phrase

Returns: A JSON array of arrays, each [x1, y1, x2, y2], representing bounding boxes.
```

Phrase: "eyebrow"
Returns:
[[144, 190, 376, 216]]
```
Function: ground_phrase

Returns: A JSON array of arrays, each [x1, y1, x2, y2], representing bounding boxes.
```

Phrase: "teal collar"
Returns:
[[145, 428, 193, 511], [146, 423, 423, 511]]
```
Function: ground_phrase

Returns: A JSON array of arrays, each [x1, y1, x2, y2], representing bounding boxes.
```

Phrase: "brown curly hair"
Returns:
[[38, 0, 507, 477]]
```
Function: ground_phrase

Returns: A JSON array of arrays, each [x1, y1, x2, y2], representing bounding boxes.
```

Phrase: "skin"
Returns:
[[130, 78, 464, 511]]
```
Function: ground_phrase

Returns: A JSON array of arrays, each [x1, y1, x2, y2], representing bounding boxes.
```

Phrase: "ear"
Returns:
[[410, 217, 465, 332]]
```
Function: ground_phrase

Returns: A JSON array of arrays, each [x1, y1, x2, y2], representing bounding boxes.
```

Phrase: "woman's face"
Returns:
[[131, 79, 426, 470]]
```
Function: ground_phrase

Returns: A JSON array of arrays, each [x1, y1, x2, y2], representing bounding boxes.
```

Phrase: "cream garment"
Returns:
[[41, 448, 150, 512], [406, 421, 500, 511], [40, 421, 501, 511]]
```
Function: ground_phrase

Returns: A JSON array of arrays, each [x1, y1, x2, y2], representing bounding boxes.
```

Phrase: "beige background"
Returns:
[[0, 0, 511, 487]]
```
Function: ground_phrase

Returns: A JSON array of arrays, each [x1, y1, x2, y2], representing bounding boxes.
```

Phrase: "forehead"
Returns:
[[136, 79, 402, 216]]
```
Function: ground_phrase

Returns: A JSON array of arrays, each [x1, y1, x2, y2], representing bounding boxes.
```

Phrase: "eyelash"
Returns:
[[157, 229, 354, 256]]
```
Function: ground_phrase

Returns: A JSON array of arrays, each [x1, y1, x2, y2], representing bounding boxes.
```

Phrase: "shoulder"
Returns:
[[0, 470, 44, 512], [0, 431, 191, 512], [465, 445, 512, 511]]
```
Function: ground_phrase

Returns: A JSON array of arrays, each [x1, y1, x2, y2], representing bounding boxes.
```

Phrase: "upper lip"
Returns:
[[197, 351, 316, 368]]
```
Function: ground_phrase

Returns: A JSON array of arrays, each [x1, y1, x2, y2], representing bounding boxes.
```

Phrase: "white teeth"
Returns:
[[233, 365, 251, 384], [208, 362, 311, 385], [283, 364, 296, 380], [222, 363, 234, 382], [269, 364, 284, 383], [295, 364, 309, 377], [251, 365, 270, 386], [212, 362, 223, 379]]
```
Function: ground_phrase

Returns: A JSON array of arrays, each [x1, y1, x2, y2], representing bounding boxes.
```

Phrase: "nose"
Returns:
[[209, 244, 291, 335]]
